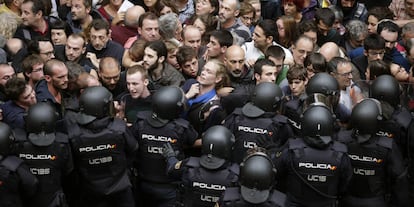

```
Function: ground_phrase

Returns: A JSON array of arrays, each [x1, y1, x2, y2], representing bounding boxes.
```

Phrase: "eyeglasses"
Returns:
[[335, 71, 352, 77], [40, 51, 55, 57]]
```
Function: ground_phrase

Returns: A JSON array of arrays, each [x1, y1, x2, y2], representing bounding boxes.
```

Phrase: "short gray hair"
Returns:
[[158, 13, 179, 40], [346, 20, 368, 41]]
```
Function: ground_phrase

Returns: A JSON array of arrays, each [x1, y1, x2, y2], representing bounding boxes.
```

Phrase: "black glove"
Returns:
[[162, 143, 177, 158]]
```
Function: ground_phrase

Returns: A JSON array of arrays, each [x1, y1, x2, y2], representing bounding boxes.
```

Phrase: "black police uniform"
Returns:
[[0, 155, 38, 207], [133, 110, 199, 207], [14, 129, 73, 207], [274, 138, 353, 207], [224, 104, 293, 163], [69, 117, 138, 207], [337, 131, 408, 207], [218, 187, 287, 207], [166, 156, 239, 207]]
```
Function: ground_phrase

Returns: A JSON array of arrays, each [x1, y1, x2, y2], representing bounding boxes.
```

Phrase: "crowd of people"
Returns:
[[0, 0, 414, 206]]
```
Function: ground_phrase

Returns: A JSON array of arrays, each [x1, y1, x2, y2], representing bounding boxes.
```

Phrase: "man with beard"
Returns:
[[336, 0, 368, 24], [242, 20, 293, 67], [377, 20, 410, 71], [54, 34, 97, 77], [98, 57, 127, 98], [218, 0, 251, 45], [225, 45, 254, 88], [35, 59, 68, 119], [85, 19, 125, 68], [142, 40, 185, 91], [67, 0, 103, 33], [116, 65, 151, 126], [0, 64, 16, 102]]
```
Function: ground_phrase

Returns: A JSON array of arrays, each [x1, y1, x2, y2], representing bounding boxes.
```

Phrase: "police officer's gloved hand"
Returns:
[[162, 143, 177, 158]]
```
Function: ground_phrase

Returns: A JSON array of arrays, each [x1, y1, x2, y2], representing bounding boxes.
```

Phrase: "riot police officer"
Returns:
[[338, 98, 408, 207], [0, 122, 38, 207], [217, 149, 287, 207], [13, 102, 73, 207], [369, 75, 414, 205], [224, 82, 293, 163], [274, 105, 353, 207], [281, 72, 345, 136], [163, 125, 239, 207], [69, 86, 138, 207], [132, 86, 199, 207]]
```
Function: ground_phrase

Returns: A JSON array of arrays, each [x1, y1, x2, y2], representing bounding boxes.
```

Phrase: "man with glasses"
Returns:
[[291, 35, 314, 66], [352, 33, 386, 80], [98, 57, 126, 98], [329, 57, 360, 114]]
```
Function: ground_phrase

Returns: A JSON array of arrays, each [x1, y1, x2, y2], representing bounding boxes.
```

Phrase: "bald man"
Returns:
[[225, 45, 254, 86], [319, 42, 361, 80], [182, 26, 203, 57], [111, 5, 145, 45]]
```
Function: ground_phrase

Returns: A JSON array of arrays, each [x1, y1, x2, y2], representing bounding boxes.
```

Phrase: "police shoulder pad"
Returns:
[[288, 138, 306, 150], [222, 187, 241, 202], [55, 132, 69, 143], [242, 102, 265, 118], [332, 141, 348, 153], [174, 118, 190, 129], [233, 107, 243, 115], [186, 157, 201, 168], [268, 190, 287, 207], [393, 108, 412, 129], [229, 163, 240, 175], [136, 110, 151, 121], [109, 118, 127, 133], [273, 114, 288, 124], [1, 156, 23, 172], [377, 136, 393, 149], [13, 128, 27, 142]]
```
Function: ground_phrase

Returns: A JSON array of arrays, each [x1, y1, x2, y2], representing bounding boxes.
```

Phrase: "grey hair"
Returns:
[[346, 20, 368, 41], [158, 13, 179, 40], [402, 22, 414, 36]]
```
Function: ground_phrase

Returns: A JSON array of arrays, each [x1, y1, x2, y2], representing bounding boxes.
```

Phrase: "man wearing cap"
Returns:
[[163, 125, 239, 207]]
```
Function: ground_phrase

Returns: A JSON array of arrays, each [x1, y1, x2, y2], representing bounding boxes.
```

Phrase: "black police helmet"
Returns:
[[369, 75, 400, 107], [239, 152, 276, 204], [252, 82, 283, 112], [306, 73, 339, 96], [351, 98, 382, 135], [78, 86, 113, 124], [0, 122, 14, 156], [25, 102, 58, 146], [200, 125, 235, 170], [25, 102, 58, 134], [301, 105, 334, 144], [150, 86, 185, 126]]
